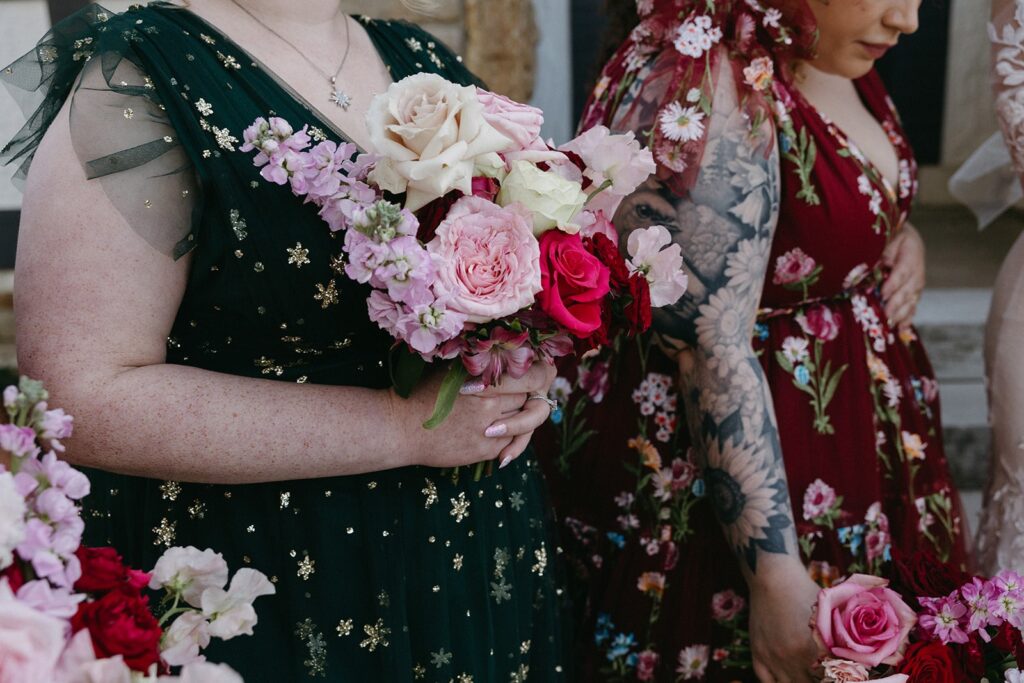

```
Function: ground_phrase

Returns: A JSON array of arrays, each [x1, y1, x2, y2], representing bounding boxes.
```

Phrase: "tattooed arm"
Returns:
[[613, 63, 820, 681]]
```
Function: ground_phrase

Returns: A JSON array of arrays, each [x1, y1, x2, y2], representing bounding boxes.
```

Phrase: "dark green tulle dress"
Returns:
[[1, 4, 569, 680]]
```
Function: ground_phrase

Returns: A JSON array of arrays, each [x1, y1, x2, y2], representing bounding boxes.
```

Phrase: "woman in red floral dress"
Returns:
[[538, 1, 970, 681]]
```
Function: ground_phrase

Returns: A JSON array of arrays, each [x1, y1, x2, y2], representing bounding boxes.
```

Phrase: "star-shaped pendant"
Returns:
[[330, 88, 352, 110]]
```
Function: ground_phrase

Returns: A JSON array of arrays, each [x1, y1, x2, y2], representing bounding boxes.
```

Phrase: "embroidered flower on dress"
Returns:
[[659, 102, 706, 143]]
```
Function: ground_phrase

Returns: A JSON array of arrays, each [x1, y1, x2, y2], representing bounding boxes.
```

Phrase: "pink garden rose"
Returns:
[[0, 579, 66, 683], [773, 247, 817, 286], [821, 658, 870, 682], [797, 304, 841, 342], [477, 89, 545, 151], [427, 196, 542, 323], [814, 574, 917, 668]]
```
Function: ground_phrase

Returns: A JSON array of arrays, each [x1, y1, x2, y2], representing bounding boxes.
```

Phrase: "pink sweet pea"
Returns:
[[462, 328, 534, 387], [559, 126, 656, 216], [0, 579, 66, 683], [814, 574, 917, 668]]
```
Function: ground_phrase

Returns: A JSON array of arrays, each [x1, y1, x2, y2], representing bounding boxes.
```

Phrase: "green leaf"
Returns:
[[423, 363, 471, 430], [774, 351, 794, 374], [389, 348, 426, 399], [820, 363, 849, 407]]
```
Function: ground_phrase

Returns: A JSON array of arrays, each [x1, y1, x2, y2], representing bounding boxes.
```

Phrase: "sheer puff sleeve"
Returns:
[[1, 4, 198, 258]]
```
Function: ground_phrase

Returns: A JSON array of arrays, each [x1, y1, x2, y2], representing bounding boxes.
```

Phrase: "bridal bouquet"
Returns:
[[242, 73, 687, 428], [0, 377, 274, 683], [810, 555, 1024, 682]]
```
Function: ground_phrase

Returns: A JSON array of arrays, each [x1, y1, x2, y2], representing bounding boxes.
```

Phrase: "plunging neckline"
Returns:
[[151, 2, 393, 152]]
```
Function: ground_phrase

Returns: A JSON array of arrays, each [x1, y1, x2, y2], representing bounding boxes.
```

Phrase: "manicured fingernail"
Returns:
[[499, 455, 515, 469], [460, 381, 485, 395], [485, 423, 508, 438]]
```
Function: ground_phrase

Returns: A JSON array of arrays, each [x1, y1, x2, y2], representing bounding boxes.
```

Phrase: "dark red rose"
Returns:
[[624, 273, 652, 335], [586, 233, 631, 290], [72, 588, 162, 672], [415, 188, 464, 243], [896, 641, 969, 683], [0, 562, 25, 593], [950, 634, 985, 681], [993, 622, 1024, 667], [74, 546, 150, 595], [891, 551, 972, 603]]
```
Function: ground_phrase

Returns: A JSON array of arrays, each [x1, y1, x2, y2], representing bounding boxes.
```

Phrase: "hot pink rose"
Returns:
[[814, 574, 917, 669], [797, 304, 841, 342], [427, 196, 542, 323], [0, 579, 66, 683], [477, 89, 545, 151], [537, 230, 611, 337], [773, 247, 817, 285]]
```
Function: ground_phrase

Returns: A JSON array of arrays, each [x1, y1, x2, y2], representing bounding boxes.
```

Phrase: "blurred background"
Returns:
[[0, 0, 1015, 530]]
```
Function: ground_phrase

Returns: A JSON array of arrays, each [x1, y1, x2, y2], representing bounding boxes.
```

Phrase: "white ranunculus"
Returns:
[[149, 547, 229, 609], [627, 225, 690, 307], [160, 612, 211, 667], [366, 73, 513, 211], [496, 160, 588, 235], [0, 471, 26, 571], [201, 568, 275, 640]]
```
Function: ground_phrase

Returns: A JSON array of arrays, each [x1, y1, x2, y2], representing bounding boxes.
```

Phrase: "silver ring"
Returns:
[[527, 394, 558, 411]]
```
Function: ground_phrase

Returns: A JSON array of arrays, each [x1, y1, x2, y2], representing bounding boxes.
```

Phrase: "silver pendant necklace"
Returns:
[[229, 0, 354, 110]]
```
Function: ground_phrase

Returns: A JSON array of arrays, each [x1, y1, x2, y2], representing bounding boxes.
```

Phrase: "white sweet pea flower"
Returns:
[[160, 612, 211, 667], [176, 661, 244, 683], [149, 547, 229, 608], [0, 471, 26, 570], [201, 568, 275, 640], [626, 226, 690, 307]]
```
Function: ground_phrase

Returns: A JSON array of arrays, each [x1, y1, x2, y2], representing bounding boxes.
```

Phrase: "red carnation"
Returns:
[[75, 546, 150, 595], [896, 641, 969, 683], [586, 233, 631, 290], [71, 588, 163, 672]]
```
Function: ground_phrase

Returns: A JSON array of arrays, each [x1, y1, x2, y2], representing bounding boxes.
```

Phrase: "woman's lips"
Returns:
[[859, 41, 895, 60]]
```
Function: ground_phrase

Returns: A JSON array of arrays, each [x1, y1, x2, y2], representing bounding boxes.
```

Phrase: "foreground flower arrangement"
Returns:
[[811, 555, 1024, 683], [242, 73, 688, 431], [0, 377, 273, 682]]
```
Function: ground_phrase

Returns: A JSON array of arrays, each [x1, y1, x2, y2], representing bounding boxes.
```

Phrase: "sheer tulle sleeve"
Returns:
[[1, 4, 198, 258]]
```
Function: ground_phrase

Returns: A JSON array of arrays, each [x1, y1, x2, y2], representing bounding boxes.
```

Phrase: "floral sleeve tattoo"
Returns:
[[615, 83, 798, 574]]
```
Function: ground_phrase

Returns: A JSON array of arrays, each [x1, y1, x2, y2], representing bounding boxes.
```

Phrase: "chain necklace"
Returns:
[[228, 0, 354, 110]]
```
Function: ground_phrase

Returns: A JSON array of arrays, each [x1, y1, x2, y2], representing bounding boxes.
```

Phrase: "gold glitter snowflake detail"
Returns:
[[152, 517, 176, 547], [314, 280, 339, 308], [413, 664, 426, 679], [453, 553, 464, 571], [159, 480, 181, 501], [287, 243, 310, 268], [510, 664, 530, 683], [422, 478, 438, 509], [429, 648, 452, 668], [532, 546, 547, 576], [212, 126, 238, 151], [297, 554, 315, 580], [359, 619, 390, 652], [336, 619, 353, 637], [450, 491, 470, 523]]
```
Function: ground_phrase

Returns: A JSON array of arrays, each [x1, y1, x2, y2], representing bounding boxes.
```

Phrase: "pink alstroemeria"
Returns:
[[462, 328, 534, 387]]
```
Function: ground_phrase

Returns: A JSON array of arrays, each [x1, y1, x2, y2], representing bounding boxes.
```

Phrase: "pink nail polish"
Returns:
[[499, 455, 514, 469], [460, 382, 485, 395], [485, 423, 508, 438]]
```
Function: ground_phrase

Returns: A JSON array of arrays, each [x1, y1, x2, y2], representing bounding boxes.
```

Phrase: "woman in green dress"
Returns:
[[1, 1, 568, 680]]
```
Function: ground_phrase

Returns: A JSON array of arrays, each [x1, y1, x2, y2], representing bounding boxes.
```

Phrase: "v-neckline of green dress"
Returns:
[[151, 1, 393, 152]]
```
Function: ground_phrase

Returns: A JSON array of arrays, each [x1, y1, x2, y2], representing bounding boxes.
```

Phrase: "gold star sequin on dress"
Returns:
[[532, 546, 548, 575], [336, 619, 353, 637], [413, 664, 426, 679], [450, 491, 470, 523], [510, 664, 530, 683], [195, 98, 213, 116], [187, 500, 206, 519], [212, 126, 238, 151], [152, 517, 176, 547], [430, 648, 452, 668], [297, 554, 315, 580], [287, 243, 310, 268], [456, 674, 473, 683], [359, 619, 390, 652], [294, 619, 327, 677], [280, 491, 291, 509], [422, 478, 438, 509], [159, 480, 181, 501], [453, 553, 464, 571], [314, 280, 339, 308], [217, 51, 240, 69]]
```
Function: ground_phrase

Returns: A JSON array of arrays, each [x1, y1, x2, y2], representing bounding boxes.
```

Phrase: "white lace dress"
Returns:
[[976, 0, 1024, 574]]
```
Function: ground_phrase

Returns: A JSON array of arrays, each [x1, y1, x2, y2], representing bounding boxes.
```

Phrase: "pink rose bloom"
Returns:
[[477, 89, 545, 151], [802, 479, 838, 521], [773, 247, 817, 285], [636, 650, 660, 681], [0, 579, 66, 683], [797, 304, 841, 342], [710, 590, 746, 622], [820, 658, 869, 683], [427, 196, 542, 323], [814, 573, 917, 668]]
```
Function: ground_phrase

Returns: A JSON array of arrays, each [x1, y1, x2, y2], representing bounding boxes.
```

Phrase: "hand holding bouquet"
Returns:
[[242, 74, 688, 434]]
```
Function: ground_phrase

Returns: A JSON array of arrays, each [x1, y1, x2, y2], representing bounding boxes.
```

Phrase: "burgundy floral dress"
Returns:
[[538, 70, 970, 682]]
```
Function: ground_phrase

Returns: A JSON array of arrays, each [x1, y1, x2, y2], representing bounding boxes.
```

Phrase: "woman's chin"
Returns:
[[812, 55, 878, 80]]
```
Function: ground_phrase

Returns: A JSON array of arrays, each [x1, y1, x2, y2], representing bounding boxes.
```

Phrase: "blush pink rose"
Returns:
[[427, 196, 542, 323], [814, 574, 917, 669], [0, 579, 66, 683], [477, 89, 545, 151], [773, 247, 817, 285], [537, 229, 611, 337], [797, 304, 841, 342]]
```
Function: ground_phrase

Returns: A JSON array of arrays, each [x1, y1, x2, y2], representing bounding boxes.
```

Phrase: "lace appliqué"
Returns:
[[977, 454, 1024, 574], [991, 1, 1024, 174]]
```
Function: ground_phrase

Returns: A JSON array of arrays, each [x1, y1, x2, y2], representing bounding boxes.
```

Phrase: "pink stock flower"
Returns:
[[367, 291, 405, 340], [373, 236, 436, 307], [35, 405, 73, 452], [35, 452, 90, 501], [636, 650, 660, 681], [462, 328, 534, 387], [711, 590, 746, 622], [399, 300, 468, 356], [918, 592, 970, 644], [802, 479, 838, 521], [960, 577, 1000, 634], [34, 488, 77, 525], [797, 304, 841, 342], [773, 247, 817, 286], [814, 574, 917, 667], [477, 89, 545, 151], [0, 424, 40, 460], [0, 579, 66, 683], [16, 579, 84, 620], [428, 196, 542, 323]]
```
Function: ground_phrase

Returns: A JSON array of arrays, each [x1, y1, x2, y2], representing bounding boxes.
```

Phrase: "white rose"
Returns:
[[149, 547, 229, 608], [366, 73, 513, 211], [0, 472, 26, 571], [496, 160, 588, 235], [201, 568, 275, 640]]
